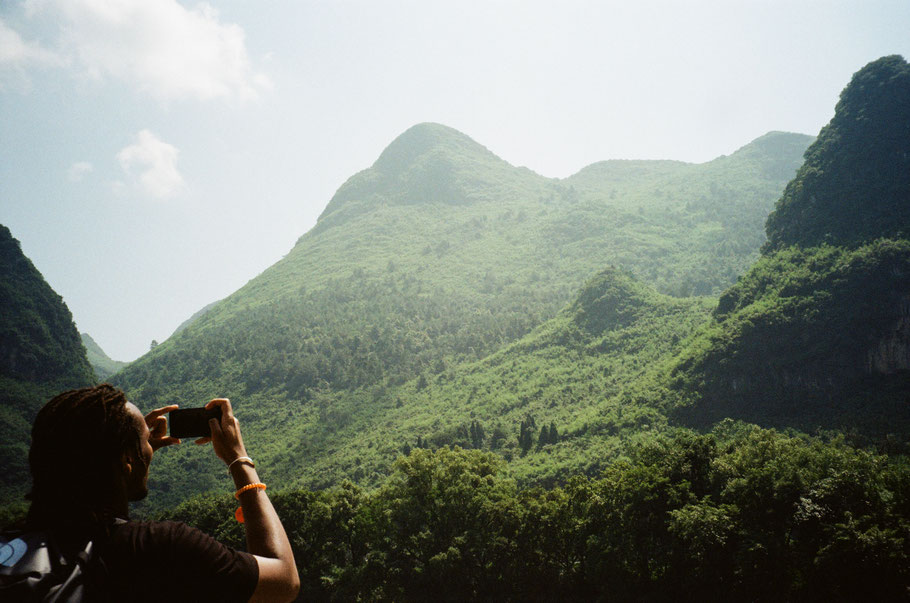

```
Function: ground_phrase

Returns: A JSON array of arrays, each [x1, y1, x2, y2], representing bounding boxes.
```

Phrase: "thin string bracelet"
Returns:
[[228, 456, 255, 471]]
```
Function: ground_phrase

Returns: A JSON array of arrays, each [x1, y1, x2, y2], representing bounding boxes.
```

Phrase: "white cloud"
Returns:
[[25, 0, 270, 102], [117, 130, 185, 199], [0, 16, 59, 68], [67, 161, 93, 182]]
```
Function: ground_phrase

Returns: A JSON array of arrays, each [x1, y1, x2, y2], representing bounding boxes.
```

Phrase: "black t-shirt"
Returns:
[[97, 520, 258, 602]]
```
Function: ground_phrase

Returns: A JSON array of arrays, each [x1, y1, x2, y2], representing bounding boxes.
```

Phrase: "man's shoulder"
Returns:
[[107, 519, 206, 551]]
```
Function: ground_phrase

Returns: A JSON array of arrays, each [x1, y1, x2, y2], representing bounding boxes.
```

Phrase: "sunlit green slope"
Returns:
[[110, 124, 810, 509], [0, 224, 95, 506], [289, 268, 715, 490], [665, 56, 910, 440]]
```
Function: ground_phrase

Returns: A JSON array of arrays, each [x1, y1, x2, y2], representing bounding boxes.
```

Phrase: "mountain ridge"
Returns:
[[108, 123, 810, 509]]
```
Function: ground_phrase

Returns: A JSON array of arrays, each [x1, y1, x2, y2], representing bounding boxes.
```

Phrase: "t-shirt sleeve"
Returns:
[[104, 520, 259, 603]]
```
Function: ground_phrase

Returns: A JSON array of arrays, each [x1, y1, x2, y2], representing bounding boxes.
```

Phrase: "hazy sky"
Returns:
[[1, 0, 909, 362]]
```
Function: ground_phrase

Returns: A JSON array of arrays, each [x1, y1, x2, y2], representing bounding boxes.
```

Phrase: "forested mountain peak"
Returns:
[[764, 55, 910, 251], [316, 123, 534, 227], [372, 122, 502, 174]]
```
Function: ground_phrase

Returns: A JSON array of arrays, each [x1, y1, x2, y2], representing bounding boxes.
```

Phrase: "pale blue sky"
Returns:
[[1, 0, 909, 361]]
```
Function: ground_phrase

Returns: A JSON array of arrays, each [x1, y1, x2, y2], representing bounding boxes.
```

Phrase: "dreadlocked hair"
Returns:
[[27, 384, 141, 525]]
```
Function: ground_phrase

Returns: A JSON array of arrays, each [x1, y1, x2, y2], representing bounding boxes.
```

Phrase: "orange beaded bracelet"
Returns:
[[234, 482, 267, 499]]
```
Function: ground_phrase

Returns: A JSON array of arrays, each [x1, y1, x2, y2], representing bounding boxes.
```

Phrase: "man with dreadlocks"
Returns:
[[21, 384, 299, 602]]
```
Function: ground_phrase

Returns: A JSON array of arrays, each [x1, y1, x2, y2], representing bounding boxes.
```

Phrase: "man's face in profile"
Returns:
[[124, 402, 154, 501]]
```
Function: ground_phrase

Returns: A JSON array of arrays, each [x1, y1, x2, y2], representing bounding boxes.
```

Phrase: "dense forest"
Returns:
[[2, 56, 909, 599], [158, 430, 908, 601]]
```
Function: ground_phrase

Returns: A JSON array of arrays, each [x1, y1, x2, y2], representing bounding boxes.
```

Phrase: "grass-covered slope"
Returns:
[[666, 56, 910, 440], [110, 123, 809, 509], [81, 332, 128, 380], [0, 224, 95, 505]]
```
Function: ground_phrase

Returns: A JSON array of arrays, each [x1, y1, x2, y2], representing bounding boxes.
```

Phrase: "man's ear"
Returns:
[[121, 451, 133, 475]]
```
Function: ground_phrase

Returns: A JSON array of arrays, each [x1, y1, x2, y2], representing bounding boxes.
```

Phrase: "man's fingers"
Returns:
[[151, 436, 181, 451], [145, 404, 179, 421], [195, 436, 212, 445], [150, 416, 167, 432], [205, 398, 234, 422]]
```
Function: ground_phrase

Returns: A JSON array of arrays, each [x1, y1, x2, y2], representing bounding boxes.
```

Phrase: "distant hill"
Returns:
[[169, 299, 221, 338], [81, 332, 128, 380], [667, 56, 910, 439], [109, 123, 809, 509], [0, 224, 95, 506]]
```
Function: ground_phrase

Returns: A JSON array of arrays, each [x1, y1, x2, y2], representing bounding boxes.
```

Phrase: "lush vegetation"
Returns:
[[0, 224, 95, 506], [159, 431, 910, 601], [110, 124, 810, 510]]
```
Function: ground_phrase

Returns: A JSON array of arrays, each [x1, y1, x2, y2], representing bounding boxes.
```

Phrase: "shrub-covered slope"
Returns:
[[0, 224, 95, 505], [668, 56, 910, 438], [280, 268, 714, 490]]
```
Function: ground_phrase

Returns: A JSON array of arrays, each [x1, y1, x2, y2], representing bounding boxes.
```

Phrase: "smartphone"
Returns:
[[169, 406, 223, 439]]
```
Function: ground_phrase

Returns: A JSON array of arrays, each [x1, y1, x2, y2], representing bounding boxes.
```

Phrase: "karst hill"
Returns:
[[668, 55, 910, 438]]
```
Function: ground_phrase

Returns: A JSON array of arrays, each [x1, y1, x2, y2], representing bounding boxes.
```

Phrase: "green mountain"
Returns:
[[666, 56, 910, 439], [0, 224, 95, 505], [81, 332, 128, 380], [110, 124, 810, 509]]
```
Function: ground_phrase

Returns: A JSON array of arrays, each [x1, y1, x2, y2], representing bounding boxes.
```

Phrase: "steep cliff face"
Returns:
[[866, 295, 910, 374]]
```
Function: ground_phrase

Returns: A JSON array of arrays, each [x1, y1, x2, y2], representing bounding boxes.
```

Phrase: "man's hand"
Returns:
[[145, 404, 181, 451], [194, 398, 247, 466]]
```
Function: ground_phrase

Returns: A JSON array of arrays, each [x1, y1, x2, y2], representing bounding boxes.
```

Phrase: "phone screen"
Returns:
[[169, 406, 223, 439]]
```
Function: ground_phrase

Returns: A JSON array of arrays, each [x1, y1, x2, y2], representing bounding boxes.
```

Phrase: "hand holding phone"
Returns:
[[196, 398, 248, 466], [168, 406, 223, 439]]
